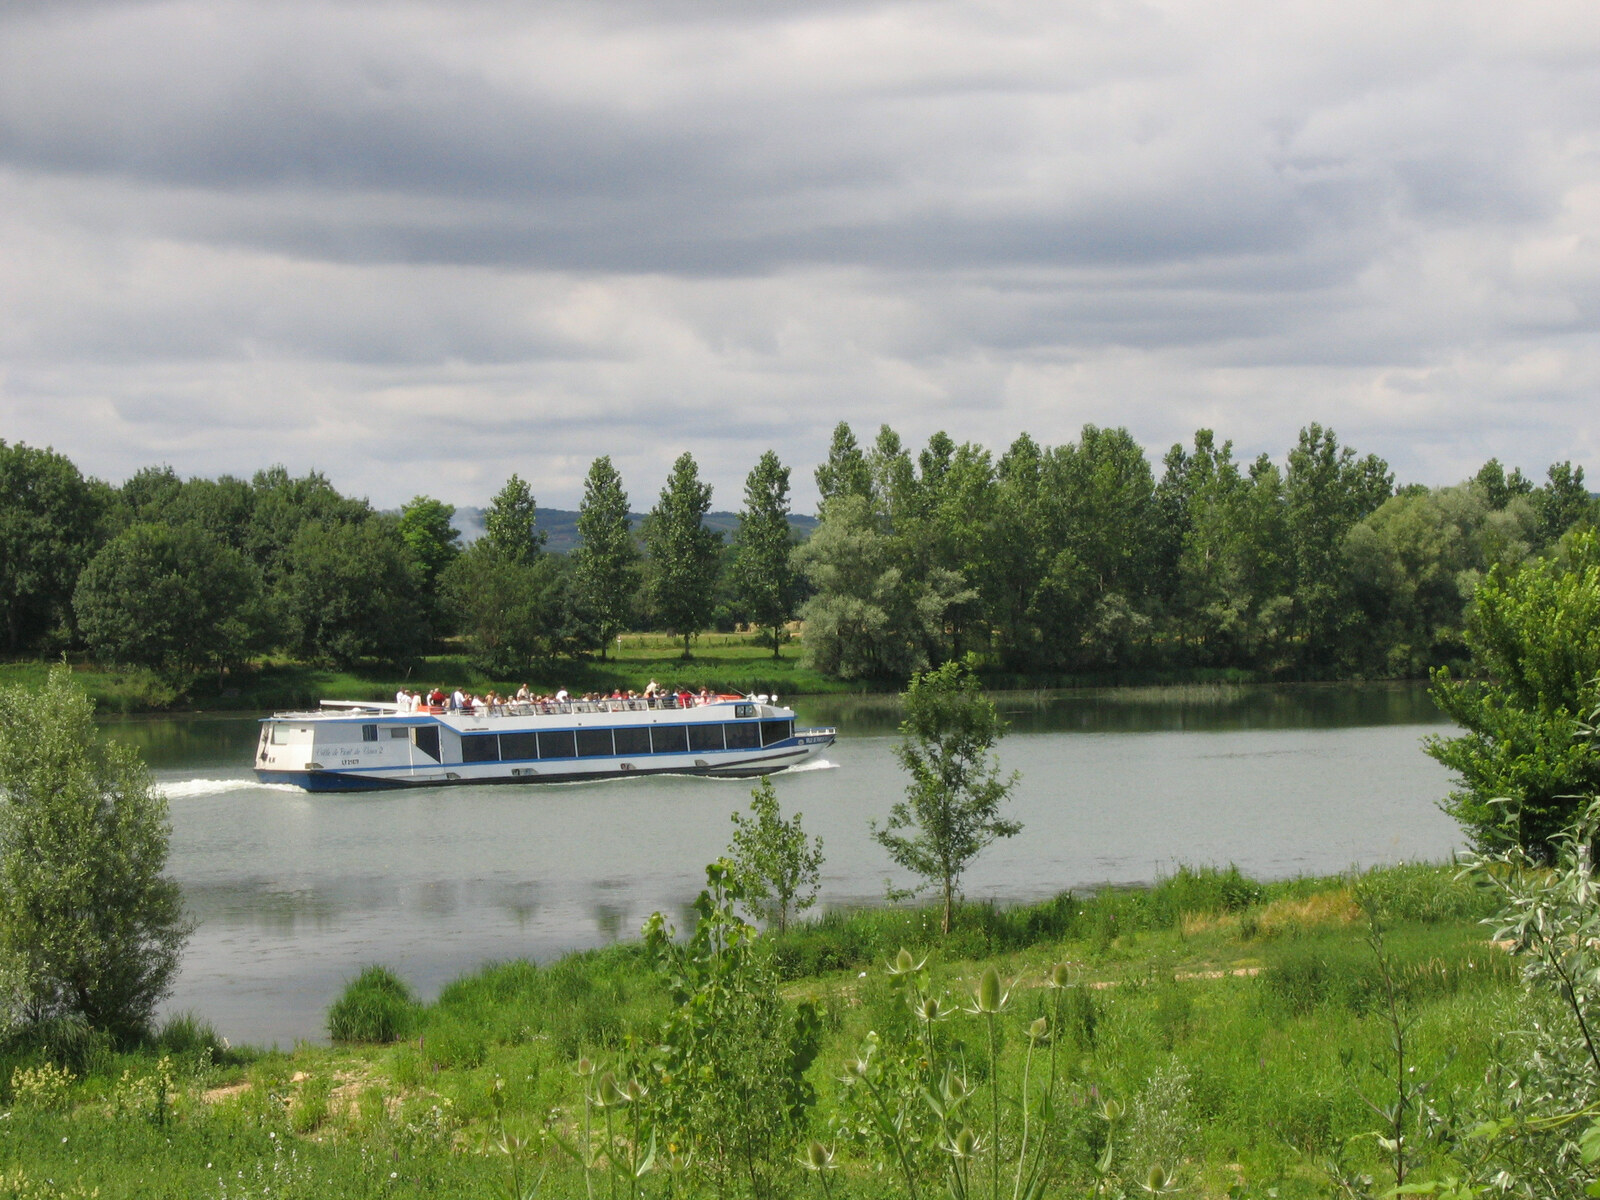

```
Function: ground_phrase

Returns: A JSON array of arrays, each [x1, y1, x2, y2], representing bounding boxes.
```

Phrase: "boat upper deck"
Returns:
[[265, 694, 785, 723]]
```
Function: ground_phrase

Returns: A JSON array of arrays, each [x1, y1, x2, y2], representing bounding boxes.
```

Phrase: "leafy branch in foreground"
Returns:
[[0, 665, 190, 1043], [1452, 783, 1600, 1198]]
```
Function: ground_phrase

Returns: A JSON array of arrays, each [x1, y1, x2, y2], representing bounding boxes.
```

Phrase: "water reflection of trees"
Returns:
[[794, 681, 1445, 736]]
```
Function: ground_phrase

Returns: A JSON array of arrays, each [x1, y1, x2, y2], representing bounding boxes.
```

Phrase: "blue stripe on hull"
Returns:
[[255, 740, 828, 793]]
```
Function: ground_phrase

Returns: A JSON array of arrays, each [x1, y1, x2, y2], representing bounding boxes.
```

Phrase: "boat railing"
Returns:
[[276, 695, 771, 721]]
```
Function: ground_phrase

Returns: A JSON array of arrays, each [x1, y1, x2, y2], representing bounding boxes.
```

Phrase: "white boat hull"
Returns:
[[254, 697, 834, 792]]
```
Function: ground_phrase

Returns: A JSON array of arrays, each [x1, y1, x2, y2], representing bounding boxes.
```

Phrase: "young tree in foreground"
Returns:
[[873, 654, 1021, 935], [573, 455, 637, 661], [1426, 530, 1600, 858], [0, 666, 190, 1042], [727, 777, 823, 935], [646, 452, 722, 658], [735, 450, 797, 659]]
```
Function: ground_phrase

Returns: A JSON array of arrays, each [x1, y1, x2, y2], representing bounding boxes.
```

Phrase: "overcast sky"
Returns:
[[2, 0, 1596, 513]]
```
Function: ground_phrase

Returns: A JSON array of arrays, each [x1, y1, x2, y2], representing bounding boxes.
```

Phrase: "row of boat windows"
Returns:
[[456, 719, 795, 764]]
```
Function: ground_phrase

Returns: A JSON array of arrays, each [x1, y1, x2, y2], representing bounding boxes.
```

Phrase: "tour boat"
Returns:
[[254, 694, 836, 791]]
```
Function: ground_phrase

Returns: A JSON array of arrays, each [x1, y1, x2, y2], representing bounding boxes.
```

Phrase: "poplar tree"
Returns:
[[485, 474, 545, 564], [573, 456, 638, 661], [813, 421, 873, 515], [646, 453, 722, 658], [734, 450, 796, 659]]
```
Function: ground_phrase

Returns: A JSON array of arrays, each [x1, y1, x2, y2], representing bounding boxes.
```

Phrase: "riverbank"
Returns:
[[1, 863, 1522, 1198], [0, 642, 1317, 716], [0, 638, 859, 714]]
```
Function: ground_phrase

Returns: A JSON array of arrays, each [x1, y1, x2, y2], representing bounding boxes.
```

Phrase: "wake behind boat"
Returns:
[[254, 692, 836, 792]]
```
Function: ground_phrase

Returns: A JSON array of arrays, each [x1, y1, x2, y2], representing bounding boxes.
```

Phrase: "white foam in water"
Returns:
[[786, 758, 839, 773], [158, 778, 297, 799]]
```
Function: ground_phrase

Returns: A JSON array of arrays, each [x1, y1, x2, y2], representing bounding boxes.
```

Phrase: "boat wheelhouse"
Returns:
[[254, 695, 836, 791]]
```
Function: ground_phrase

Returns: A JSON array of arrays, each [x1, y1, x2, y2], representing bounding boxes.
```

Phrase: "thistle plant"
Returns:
[[966, 965, 1012, 1200], [838, 951, 1079, 1200]]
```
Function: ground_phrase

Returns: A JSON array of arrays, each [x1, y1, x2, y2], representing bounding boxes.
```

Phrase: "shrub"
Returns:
[[327, 965, 419, 1044]]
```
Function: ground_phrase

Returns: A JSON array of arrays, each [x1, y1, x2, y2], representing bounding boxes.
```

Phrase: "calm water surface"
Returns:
[[101, 683, 1460, 1047]]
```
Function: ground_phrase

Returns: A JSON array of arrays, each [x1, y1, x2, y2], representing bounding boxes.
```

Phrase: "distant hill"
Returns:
[[447, 507, 818, 554]]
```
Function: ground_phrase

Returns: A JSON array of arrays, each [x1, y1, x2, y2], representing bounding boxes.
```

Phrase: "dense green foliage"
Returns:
[[0, 667, 188, 1042], [1, 429, 1592, 703], [1426, 530, 1600, 855], [646, 452, 723, 658], [735, 450, 799, 659], [875, 655, 1021, 934], [0, 440, 106, 655], [73, 522, 270, 683], [573, 455, 639, 661]]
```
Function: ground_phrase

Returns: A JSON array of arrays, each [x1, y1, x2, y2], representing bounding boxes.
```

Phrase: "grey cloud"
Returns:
[[1, 0, 1596, 509]]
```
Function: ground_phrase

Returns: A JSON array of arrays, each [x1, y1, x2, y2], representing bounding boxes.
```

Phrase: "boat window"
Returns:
[[612, 727, 652, 756], [735, 703, 755, 719], [461, 734, 500, 763], [499, 732, 539, 761], [387, 727, 408, 738], [760, 719, 794, 747], [576, 728, 614, 758], [412, 726, 441, 761], [651, 725, 689, 754], [688, 723, 724, 753], [270, 724, 308, 746], [362, 724, 379, 742], [538, 730, 577, 759], [723, 721, 760, 750]]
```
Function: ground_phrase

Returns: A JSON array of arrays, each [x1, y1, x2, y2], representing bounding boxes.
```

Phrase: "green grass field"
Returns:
[[0, 863, 1540, 1198]]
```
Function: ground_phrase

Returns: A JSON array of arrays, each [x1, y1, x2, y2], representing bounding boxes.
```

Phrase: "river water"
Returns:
[[102, 682, 1461, 1048]]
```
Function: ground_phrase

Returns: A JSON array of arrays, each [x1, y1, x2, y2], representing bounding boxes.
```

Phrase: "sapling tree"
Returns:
[[1426, 530, 1600, 857], [0, 665, 190, 1042], [639, 860, 820, 1199], [727, 777, 823, 935], [874, 654, 1020, 935]]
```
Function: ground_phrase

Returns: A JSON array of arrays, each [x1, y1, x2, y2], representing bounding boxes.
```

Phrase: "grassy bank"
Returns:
[[1, 636, 1328, 716], [0, 862, 1533, 1198], [0, 636, 864, 714]]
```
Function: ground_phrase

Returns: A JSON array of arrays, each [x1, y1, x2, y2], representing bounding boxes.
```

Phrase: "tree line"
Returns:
[[797, 422, 1594, 680], [0, 426, 1593, 688]]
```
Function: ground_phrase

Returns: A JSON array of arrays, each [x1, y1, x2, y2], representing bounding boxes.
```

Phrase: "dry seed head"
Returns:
[[596, 1070, 628, 1107], [801, 1140, 837, 1171], [1048, 962, 1077, 989], [1028, 1016, 1050, 1043]]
